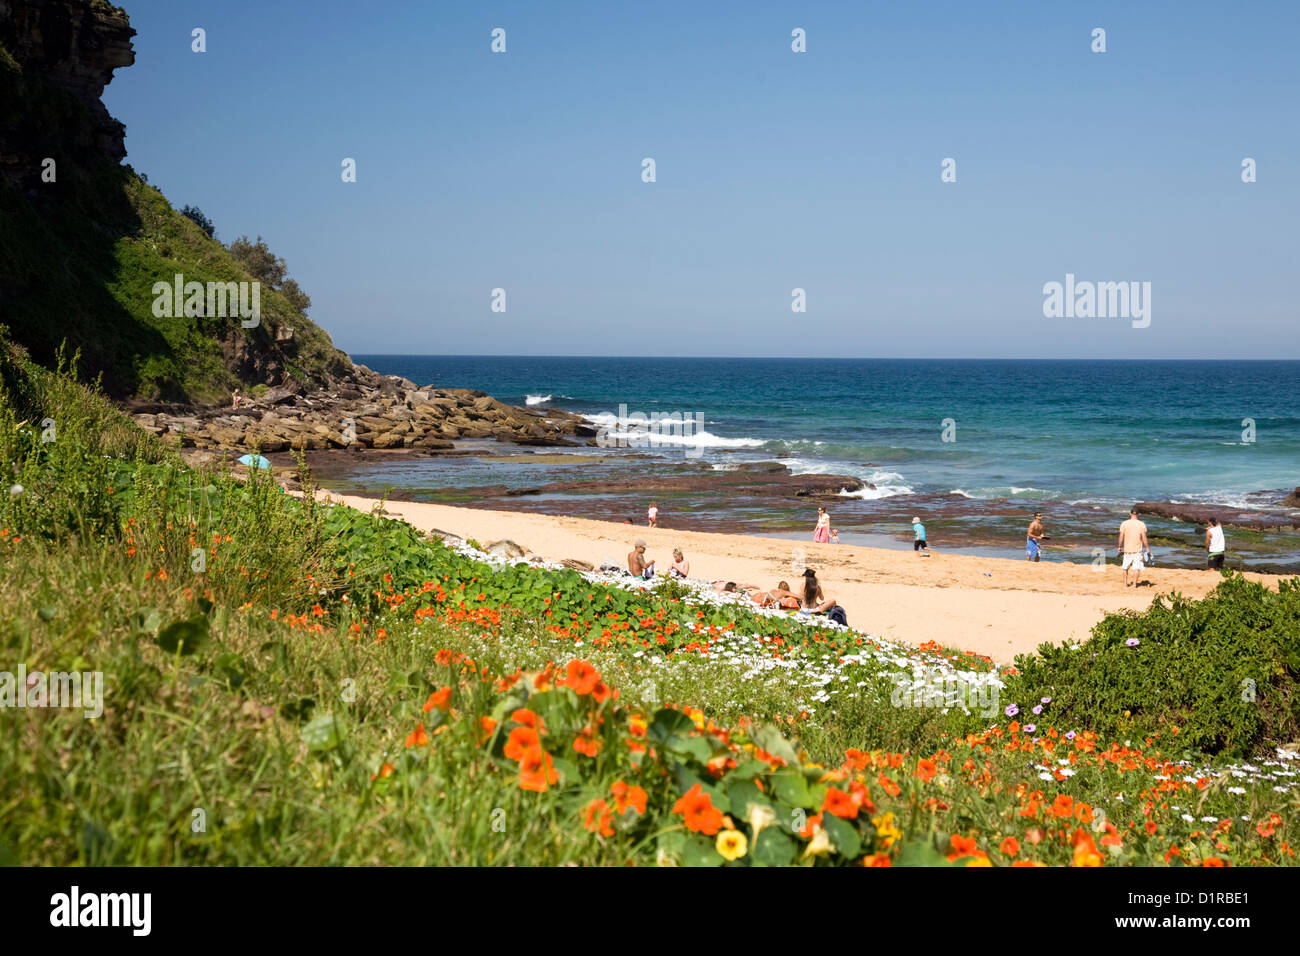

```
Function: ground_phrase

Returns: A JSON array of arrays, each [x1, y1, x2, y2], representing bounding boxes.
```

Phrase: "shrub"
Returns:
[[1005, 573, 1300, 757]]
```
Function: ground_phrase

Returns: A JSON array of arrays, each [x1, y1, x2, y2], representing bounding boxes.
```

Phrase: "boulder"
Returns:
[[486, 539, 527, 560], [560, 558, 594, 572], [1279, 487, 1300, 508]]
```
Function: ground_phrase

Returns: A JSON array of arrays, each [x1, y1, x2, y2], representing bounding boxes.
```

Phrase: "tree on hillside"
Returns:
[[180, 204, 215, 239], [227, 235, 312, 315]]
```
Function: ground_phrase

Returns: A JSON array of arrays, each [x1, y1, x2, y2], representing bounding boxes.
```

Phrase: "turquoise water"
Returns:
[[354, 356, 1300, 509]]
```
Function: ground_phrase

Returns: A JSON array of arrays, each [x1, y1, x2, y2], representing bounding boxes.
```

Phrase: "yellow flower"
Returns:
[[964, 856, 993, 867], [871, 812, 903, 849], [716, 829, 748, 861], [802, 824, 832, 859]]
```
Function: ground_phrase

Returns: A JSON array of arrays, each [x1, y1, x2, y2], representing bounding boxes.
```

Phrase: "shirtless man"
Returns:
[[1026, 512, 1045, 562], [627, 540, 655, 580], [1117, 507, 1151, 588]]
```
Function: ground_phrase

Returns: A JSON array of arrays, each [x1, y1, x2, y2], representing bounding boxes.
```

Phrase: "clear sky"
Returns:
[[103, 0, 1299, 359]]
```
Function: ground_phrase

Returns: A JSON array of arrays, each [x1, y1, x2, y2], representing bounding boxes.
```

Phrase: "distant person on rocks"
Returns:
[[813, 507, 831, 543], [232, 387, 243, 409], [1205, 517, 1226, 570], [670, 548, 690, 577], [912, 516, 930, 555], [1117, 507, 1151, 588], [648, 501, 659, 527], [628, 540, 655, 579], [1026, 512, 1046, 562]]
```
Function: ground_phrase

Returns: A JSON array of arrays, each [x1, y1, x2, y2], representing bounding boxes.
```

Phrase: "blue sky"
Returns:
[[104, 0, 1299, 359]]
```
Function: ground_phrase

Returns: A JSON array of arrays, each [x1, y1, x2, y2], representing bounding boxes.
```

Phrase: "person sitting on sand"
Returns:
[[798, 568, 838, 613], [628, 540, 655, 580], [670, 548, 690, 577], [769, 580, 803, 609], [1117, 507, 1151, 588]]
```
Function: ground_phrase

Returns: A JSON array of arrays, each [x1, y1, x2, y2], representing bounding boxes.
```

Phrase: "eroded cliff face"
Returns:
[[0, 0, 135, 188]]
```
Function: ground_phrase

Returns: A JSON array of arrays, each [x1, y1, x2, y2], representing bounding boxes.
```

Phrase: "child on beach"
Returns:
[[813, 507, 830, 543], [647, 501, 658, 527], [829, 528, 840, 544], [912, 516, 930, 555]]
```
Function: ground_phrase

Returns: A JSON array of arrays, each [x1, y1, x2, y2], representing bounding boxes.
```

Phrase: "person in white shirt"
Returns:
[[647, 501, 658, 527], [1205, 517, 1226, 570], [1116, 507, 1151, 588]]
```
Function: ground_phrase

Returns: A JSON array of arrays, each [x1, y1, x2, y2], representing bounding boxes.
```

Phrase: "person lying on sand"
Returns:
[[628, 540, 655, 580]]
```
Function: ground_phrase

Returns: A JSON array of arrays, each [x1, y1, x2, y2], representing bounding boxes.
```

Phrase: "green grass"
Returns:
[[1, 360, 1298, 866]]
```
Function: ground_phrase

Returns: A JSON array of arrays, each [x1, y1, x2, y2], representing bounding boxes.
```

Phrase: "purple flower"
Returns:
[[1024, 724, 1036, 733], [1126, 638, 1140, 647], [1032, 705, 1043, 715], [1066, 730, 1077, 740], [1005, 704, 1019, 717], [1041, 697, 1052, 704]]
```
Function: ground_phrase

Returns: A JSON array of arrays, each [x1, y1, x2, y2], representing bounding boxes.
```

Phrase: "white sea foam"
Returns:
[[525, 394, 552, 406]]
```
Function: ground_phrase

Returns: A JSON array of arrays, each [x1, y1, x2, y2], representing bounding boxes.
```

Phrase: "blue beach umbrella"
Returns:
[[236, 454, 272, 470]]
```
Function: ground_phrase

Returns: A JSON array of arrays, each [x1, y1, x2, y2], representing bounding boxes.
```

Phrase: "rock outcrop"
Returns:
[[131, 365, 599, 452], [1135, 501, 1300, 531]]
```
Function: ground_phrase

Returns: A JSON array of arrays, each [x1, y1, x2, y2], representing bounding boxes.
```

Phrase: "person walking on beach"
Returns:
[[1117, 507, 1151, 588], [1026, 512, 1045, 562], [628, 540, 655, 580], [912, 516, 931, 556], [1205, 517, 1226, 570], [647, 501, 659, 527], [813, 507, 831, 543]]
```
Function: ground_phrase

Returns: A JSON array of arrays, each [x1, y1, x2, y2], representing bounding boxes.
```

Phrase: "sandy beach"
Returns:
[[315, 490, 1287, 664]]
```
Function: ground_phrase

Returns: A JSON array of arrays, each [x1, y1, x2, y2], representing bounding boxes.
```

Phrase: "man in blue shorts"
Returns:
[[1026, 512, 1045, 562]]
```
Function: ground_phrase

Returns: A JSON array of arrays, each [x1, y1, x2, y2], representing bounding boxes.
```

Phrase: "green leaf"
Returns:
[[751, 827, 796, 866], [134, 607, 162, 634], [750, 724, 799, 767], [155, 615, 209, 655], [680, 834, 724, 867], [895, 839, 954, 867], [772, 771, 815, 809], [726, 781, 768, 822], [648, 707, 695, 743], [37, 606, 56, 621], [666, 734, 712, 765], [821, 813, 861, 859], [301, 713, 340, 752]]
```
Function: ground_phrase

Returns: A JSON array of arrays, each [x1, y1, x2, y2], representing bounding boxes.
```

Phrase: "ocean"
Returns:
[[337, 357, 1300, 569]]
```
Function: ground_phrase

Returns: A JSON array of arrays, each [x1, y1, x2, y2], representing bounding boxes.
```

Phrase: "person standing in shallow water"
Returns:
[[813, 507, 831, 543], [1205, 517, 1226, 570]]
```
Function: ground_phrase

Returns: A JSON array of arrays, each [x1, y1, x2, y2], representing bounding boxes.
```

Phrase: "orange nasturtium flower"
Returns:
[[611, 780, 647, 816], [1000, 837, 1021, 858], [916, 758, 938, 783], [422, 686, 453, 713], [564, 659, 601, 696], [404, 722, 430, 748], [822, 787, 859, 820], [573, 733, 601, 757], [518, 748, 558, 793], [583, 799, 614, 837], [504, 726, 541, 761], [1071, 830, 1103, 867], [673, 783, 724, 835]]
